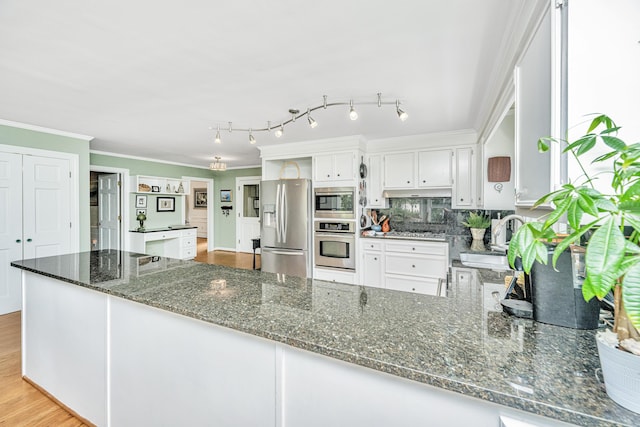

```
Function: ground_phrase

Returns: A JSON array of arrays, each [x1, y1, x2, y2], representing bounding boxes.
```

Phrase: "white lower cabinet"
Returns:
[[360, 239, 448, 296]]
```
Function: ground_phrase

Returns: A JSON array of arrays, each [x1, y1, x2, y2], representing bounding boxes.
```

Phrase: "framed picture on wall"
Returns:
[[220, 189, 232, 202], [135, 195, 147, 208], [194, 188, 207, 208], [157, 197, 175, 212]]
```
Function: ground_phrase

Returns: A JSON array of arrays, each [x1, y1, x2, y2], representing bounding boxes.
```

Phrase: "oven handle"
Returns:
[[315, 232, 355, 240]]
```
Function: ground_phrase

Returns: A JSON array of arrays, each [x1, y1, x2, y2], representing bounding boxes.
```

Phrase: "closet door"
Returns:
[[22, 155, 72, 260], [0, 152, 23, 314]]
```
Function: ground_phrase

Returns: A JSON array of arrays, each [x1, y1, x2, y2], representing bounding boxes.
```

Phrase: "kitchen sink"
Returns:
[[460, 252, 511, 271]]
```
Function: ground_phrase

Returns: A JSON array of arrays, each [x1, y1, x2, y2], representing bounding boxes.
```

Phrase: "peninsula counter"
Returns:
[[11, 251, 640, 426]]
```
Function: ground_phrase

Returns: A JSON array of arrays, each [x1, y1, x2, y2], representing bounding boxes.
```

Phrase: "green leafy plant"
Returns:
[[461, 212, 491, 229], [508, 114, 640, 345]]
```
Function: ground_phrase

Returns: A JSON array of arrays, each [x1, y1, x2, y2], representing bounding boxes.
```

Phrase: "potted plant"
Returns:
[[507, 114, 640, 413], [462, 212, 491, 240]]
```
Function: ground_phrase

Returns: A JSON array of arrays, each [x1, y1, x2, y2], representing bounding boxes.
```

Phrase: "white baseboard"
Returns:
[[214, 246, 236, 252]]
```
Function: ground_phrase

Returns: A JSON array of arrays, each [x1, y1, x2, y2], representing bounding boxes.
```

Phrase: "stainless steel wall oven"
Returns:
[[314, 221, 355, 271]]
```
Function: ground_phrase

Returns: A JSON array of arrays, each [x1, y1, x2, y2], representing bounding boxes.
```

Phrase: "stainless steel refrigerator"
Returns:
[[260, 179, 312, 277]]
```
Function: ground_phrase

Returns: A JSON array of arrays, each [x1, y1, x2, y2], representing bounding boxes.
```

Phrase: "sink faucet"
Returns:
[[492, 214, 526, 245]]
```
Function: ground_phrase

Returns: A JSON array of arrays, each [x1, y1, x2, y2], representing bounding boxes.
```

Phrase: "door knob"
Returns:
[[16, 239, 21, 243], [26, 238, 32, 242]]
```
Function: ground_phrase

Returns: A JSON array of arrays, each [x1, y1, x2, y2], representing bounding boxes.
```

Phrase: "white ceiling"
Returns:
[[0, 0, 521, 169]]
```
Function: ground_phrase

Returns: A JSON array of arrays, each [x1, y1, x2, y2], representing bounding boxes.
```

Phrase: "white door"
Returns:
[[0, 152, 23, 314], [22, 155, 72, 259], [236, 177, 261, 253], [98, 173, 120, 250]]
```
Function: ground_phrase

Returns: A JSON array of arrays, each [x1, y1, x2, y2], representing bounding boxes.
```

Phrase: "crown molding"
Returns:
[[89, 149, 260, 171], [0, 118, 94, 141]]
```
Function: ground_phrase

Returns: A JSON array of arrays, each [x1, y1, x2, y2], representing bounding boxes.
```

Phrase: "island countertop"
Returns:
[[11, 251, 640, 427]]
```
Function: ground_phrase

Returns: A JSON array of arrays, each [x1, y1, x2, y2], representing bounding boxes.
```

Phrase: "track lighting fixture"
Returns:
[[307, 108, 318, 128], [210, 156, 227, 171], [396, 100, 408, 121], [209, 93, 407, 144], [349, 100, 358, 121]]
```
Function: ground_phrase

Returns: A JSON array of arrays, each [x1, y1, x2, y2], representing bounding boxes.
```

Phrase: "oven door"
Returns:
[[314, 232, 355, 270]]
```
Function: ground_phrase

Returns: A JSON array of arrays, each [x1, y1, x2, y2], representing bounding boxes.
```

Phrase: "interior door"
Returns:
[[236, 178, 261, 253], [98, 173, 120, 250], [0, 152, 23, 314], [22, 155, 72, 260]]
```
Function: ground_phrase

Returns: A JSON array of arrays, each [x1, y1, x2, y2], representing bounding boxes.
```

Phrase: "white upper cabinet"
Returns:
[[366, 154, 385, 208], [417, 149, 453, 188], [383, 152, 415, 188], [313, 152, 356, 184], [452, 147, 476, 209]]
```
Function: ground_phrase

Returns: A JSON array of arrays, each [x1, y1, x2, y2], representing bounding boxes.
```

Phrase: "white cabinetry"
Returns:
[[366, 154, 386, 208], [417, 149, 453, 187], [360, 239, 448, 296], [129, 228, 197, 260], [383, 149, 453, 190], [452, 146, 477, 209], [361, 240, 383, 288], [313, 152, 356, 184], [383, 152, 415, 188]]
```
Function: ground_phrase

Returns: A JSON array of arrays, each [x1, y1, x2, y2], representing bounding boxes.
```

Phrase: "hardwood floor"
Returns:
[[194, 238, 260, 270], [0, 311, 89, 426], [0, 243, 257, 426]]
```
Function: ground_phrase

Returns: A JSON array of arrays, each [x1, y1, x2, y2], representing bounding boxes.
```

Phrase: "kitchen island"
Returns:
[[11, 251, 640, 427]]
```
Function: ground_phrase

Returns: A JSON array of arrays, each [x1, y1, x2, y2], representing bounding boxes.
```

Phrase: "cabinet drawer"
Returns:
[[181, 229, 197, 237], [362, 240, 383, 251], [385, 275, 441, 296], [385, 254, 446, 278], [181, 237, 196, 248], [180, 247, 196, 259], [145, 231, 179, 242], [385, 241, 447, 256]]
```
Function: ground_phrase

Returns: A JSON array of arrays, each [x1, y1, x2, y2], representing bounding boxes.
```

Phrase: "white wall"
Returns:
[[483, 111, 515, 210]]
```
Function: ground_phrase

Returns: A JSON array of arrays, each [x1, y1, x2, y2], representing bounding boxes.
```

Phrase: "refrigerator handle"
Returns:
[[282, 183, 287, 243], [264, 250, 304, 256], [275, 183, 281, 243]]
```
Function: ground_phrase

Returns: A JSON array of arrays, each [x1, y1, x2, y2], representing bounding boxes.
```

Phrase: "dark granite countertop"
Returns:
[[11, 250, 640, 427], [129, 225, 197, 233]]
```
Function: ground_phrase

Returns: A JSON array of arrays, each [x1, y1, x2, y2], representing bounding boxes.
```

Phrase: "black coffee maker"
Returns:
[[501, 256, 533, 319]]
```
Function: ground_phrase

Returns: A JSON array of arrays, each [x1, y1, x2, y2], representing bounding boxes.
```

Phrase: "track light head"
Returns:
[[349, 100, 358, 121], [307, 108, 318, 128], [274, 123, 284, 138], [214, 125, 221, 144], [396, 100, 408, 121], [249, 129, 256, 144]]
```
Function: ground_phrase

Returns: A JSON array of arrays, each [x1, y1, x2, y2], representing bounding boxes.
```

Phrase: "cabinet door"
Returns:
[[0, 152, 23, 315], [383, 153, 414, 188], [452, 147, 475, 209], [314, 155, 334, 181], [362, 251, 383, 288], [333, 153, 354, 181], [417, 150, 452, 187], [366, 155, 384, 207]]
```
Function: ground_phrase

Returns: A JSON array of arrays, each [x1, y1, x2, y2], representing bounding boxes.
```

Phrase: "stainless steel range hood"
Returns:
[[383, 188, 452, 198]]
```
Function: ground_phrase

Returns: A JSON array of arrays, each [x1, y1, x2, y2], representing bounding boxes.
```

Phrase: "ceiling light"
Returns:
[[349, 100, 358, 121], [210, 156, 226, 171], [396, 100, 408, 121], [307, 108, 318, 128], [274, 123, 284, 138], [208, 93, 407, 145]]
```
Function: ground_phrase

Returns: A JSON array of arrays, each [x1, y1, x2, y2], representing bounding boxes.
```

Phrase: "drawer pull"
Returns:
[[412, 247, 415, 251], [412, 264, 415, 268], [374, 257, 378, 261], [412, 288, 416, 291]]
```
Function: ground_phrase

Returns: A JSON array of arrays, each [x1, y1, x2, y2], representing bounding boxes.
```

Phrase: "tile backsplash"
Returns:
[[372, 197, 514, 260]]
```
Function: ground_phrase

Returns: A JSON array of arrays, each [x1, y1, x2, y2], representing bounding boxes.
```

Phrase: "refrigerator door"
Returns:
[[261, 179, 309, 250], [261, 247, 308, 277]]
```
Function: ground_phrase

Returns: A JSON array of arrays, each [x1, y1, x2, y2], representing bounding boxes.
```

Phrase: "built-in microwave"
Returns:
[[314, 187, 355, 219]]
